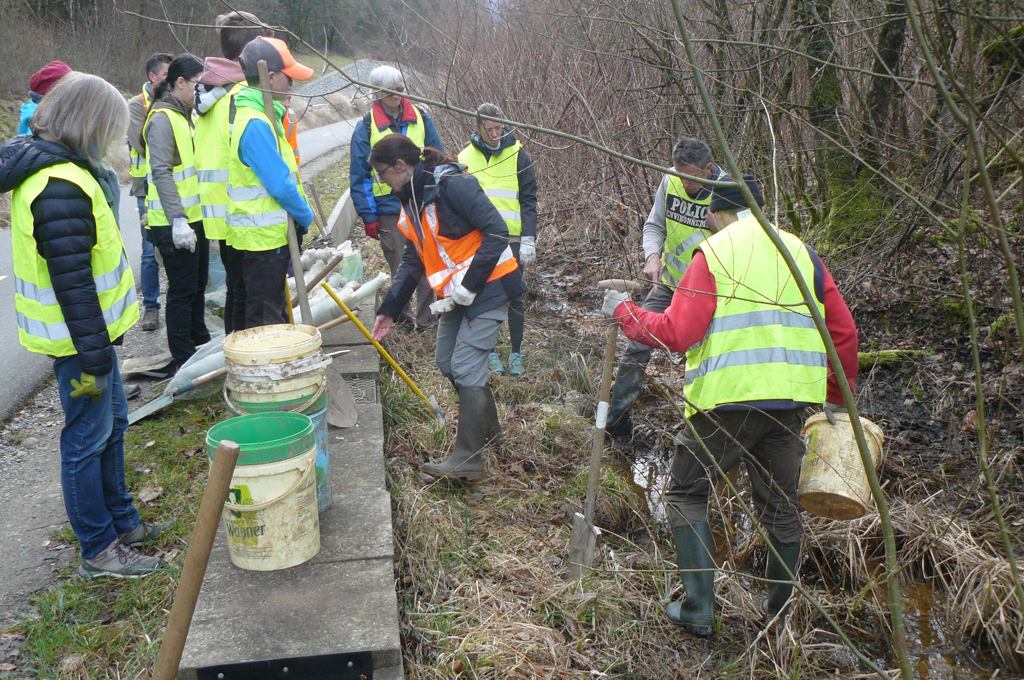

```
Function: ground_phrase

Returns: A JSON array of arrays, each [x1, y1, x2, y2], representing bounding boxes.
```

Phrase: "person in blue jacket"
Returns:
[[18, 61, 72, 135], [349, 64, 442, 331]]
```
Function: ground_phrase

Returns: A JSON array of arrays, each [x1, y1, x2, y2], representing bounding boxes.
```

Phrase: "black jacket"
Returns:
[[466, 130, 538, 239], [377, 161, 527, 320], [0, 135, 125, 376]]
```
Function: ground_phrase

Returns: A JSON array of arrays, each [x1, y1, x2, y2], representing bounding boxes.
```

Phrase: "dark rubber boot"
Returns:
[[666, 522, 715, 637], [605, 361, 645, 438], [763, 543, 801, 623], [421, 386, 501, 481]]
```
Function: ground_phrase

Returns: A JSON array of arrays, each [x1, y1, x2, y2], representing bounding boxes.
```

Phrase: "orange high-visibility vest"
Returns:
[[283, 109, 300, 168], [395, 183, 519, 299]]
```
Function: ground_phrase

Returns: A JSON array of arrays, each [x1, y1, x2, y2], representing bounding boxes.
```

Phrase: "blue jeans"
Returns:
[[137, 195, 160, 310], [53, 348, 141, 559]]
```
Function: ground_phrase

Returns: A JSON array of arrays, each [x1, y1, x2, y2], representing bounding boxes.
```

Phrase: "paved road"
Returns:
[[0, 118, 361, 422]]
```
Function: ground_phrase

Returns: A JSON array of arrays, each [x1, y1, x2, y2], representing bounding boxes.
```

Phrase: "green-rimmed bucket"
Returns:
[[207, 413, 320, 570]]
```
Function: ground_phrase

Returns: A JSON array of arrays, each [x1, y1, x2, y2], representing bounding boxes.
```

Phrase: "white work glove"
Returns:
[[450, 285, 476, 307], [172, 217, 196, 252], [430, 297, 457, 315], [602, 289, 630, 318], [518, 236, 537, 266]]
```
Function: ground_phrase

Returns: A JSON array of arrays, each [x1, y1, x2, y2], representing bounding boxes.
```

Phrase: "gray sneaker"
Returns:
[[118, 519, 174, 547], [141, 307, 160, 331], [79, 538, 165, 579]]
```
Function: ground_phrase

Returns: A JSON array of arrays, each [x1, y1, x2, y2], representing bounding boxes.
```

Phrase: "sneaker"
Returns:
[[141, 307, 160, 331], [508, 352, 525, 377], [118, 519, 174, 547], [487, 351, 505, 375], [124, 383, 141, 401], [78, 538, 165, 579]]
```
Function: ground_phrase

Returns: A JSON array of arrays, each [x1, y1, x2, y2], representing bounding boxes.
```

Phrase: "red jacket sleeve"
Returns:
[[822, 263, 858, 404], [614, 252, 717, 352]]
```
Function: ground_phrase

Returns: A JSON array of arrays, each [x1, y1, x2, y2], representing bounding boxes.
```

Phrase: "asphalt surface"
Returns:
[[0, 118, 361, 422]]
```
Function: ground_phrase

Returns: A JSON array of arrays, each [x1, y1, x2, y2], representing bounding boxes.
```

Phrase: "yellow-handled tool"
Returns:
[[321, 282, 444, 420]]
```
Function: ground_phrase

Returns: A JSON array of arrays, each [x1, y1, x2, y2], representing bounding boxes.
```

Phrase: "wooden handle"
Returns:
[[598, 279, 642, 293], [310, 183, 329, 232], [257, 59, 312, 325], [583, 324, 618, 523], [291, 253, 345, 309], [150, 441, 240, 680]]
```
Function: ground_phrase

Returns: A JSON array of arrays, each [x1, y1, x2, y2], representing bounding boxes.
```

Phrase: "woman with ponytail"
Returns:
[[143, 54, 209, 376], [370, 134, 526, 483]]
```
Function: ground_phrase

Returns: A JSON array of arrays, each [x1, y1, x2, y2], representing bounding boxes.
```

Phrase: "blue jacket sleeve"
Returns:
[[348, 120, 378, 223], [238, 118, 315, 229], [421, 110, 444, 152], [18, 102, 37, 135]]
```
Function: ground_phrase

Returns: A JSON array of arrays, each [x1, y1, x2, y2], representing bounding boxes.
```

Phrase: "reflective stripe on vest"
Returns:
[[144, 107, 201, 227], [661, 174, 714, 288], [194, 83, 242, 240], [394, 167, 519, 298], [682, 217, 826, 417], [458, 141, 523, 235], [128, 88, 150, 179], [11, 163, 139, 356], [368, 103, 426, 197], [225, 103, 306, 251]]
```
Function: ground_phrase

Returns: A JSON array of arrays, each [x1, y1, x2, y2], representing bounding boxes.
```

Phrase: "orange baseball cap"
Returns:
[[239, 37, 314, 81]]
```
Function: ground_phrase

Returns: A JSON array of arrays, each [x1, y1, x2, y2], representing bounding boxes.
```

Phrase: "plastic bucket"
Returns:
[[799, 412, 885, 520], [207, 413, 321, 571], [308, 405, 331, 512]]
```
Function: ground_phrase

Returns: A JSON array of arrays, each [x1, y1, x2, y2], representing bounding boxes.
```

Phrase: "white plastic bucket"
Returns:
[[799, 412, 885, 520]]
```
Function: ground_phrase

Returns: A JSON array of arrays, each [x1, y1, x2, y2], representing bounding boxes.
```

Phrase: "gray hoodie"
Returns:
[[143, 92, 194, 224]]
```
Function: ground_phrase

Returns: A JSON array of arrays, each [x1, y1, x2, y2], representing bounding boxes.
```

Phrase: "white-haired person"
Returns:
[[0, 73, 170, 579], [350, 64, 443, 331], [458, 103, 537, 376]]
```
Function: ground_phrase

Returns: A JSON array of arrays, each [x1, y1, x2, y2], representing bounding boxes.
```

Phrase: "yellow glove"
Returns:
[[70, 373, 107, 401]]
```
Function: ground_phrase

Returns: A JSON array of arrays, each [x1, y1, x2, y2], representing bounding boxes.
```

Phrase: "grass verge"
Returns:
[[304, 153, 350, 241], [294, 51, 355, 79], [16, 395, 224, 679]]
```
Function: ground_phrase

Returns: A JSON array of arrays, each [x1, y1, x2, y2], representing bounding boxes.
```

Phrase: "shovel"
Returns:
[[128, 366, 228, 425], [567, 279, 641, 579], [325, 362, 359, 428], [121, 351, 174, 376]]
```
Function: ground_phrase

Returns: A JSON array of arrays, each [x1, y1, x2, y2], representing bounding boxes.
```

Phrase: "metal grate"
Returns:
[[196, 650, 373, 679], [344, 377, 378, 404]]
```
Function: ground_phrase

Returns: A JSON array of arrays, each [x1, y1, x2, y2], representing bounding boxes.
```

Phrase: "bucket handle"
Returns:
[[222, 379, 327, 417], [223, 456, 316, 513]]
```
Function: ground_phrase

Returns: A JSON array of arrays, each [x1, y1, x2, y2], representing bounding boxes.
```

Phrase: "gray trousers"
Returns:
[[379, 213, 436, 329], [435, 304, 509, 388], [668, 408, 805, 545], [625, 284, 676, 364]]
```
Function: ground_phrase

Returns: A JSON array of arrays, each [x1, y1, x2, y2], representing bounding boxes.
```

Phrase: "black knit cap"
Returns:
[[709, 174, 764, 213]]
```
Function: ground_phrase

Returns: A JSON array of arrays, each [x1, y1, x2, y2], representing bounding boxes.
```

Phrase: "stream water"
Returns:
[[623, 448, 1017, 678]]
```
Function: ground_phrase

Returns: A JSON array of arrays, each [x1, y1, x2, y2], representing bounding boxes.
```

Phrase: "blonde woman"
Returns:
[[0, 73, 170, 578]]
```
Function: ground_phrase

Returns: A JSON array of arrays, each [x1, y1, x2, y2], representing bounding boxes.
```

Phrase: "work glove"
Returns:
[[294, 220, 309, 241], [824, 402, 848, 426], [602, 289, 630, 318], [430, 297, 457, 315], [364, 220, 380, 240], [70, 372, 109, 402], [172, 217, 196, 252], [518, 236, 537, 266], [450, 285, 476, 307]]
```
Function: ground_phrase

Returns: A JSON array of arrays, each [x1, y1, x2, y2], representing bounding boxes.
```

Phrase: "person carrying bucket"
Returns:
[[601, 175, 858, 635], [369, 134, 526, 482]]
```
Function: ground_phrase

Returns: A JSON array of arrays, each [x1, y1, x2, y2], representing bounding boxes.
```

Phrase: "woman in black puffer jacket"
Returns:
[[369, 134, 526, 483], [0, 72, 169, 579]]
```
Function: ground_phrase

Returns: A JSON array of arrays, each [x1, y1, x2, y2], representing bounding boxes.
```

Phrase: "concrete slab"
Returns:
[[329, 405, 386, 493], [177, 556, 400, 678], [321, 297, 376, 348], [330, 344, 380, 378], [310, 490, 393, 565]]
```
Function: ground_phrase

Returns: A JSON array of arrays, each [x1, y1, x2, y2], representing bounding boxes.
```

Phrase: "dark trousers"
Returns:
[[668, 408, 805, 545], [220, 241, 246, 334], [379, 213, 435, 329], [508, 240, 525, 353], [157, 221, 210, 365], [241, 247, 289, 329]]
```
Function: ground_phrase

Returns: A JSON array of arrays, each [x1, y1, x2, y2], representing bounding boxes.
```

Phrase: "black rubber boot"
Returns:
[[763, 543, 801, 623], [605, 361, 645, 438], [666, 522, 716, 636], [421, 386, 501, 482]]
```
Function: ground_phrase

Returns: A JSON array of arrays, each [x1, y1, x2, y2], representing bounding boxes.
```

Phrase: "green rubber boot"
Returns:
[[421, 386, 501, 482], [763, 543, 801, 623], [666, 522, 716, 637], [605, 361, 645, 438]]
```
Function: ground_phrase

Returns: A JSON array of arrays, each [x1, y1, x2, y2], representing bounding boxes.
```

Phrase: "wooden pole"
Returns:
[[150, 441, 240, 680], [256, 59, 313, 326]]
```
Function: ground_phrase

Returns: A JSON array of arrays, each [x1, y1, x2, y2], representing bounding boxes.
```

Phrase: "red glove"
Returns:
[[364, 220, 380, 240]]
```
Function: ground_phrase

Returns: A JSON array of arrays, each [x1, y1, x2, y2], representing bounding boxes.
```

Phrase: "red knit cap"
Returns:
[[29, 61, 72, 95]]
